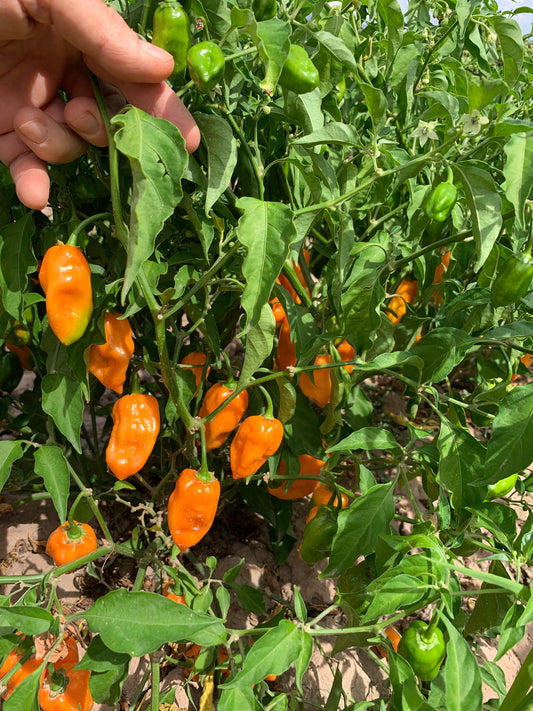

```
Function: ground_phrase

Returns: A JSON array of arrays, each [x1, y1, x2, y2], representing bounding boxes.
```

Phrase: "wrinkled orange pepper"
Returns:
[[278, 248, 311, 303], [298, 353, 332, 408], [199, 382, 249, 451], [230, 414, 284, 479], [432, 251, 451, 303], [88, 312, 134, 394], [181, 351, 210, 395], [275, 317, 297, 371], [336, 339, 355, 373], [162, 580, 186, 604], [386, 278, 418, 325], [269, 297, 286, 326], [45, 521, 98, 566], [268, 454, 324, 499], [376, 625, 401, 658], [167, 468, 220, 550], [40, 243, 93, 345], [306, 483, 349, 522], [105, 393, 160, 479], [39, 663, 94, 711]]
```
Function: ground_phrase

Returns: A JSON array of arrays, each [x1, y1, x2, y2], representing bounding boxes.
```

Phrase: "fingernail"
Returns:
[[18, 119, 47, 144], [73, 111, 100, 136]]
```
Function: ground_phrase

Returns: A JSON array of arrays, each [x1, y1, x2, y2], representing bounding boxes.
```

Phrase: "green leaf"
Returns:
[[441, 616, 483, 711], [0, 605, 53, 635], [453, 162, 502, 270], [357, 81, 388, 134], [503, 132, 533, 236], [293, 122, 360, 147], [315, 30, 358, 73], [41, 373, 84, 453], [407, 328, 476, 383], [222, 620, 305, 688], [464, 561, 514, 636], [194, 113, 238, 215], [327, 427, 402, 456], [76, 635, 131, 671], [84, 590, 226, 655], [231, 584, 267, 616], [0, 214, 37, 320], [0, 440, 24, 493], [34, 446, 70, 524], [276, 377, 297, 424], [322, 482, 395, 577], [294, 630, 313, 694], [377, 0, 403, 65], [361, 574, 426, 621], [489, 14, 524, 86], [239, 302, 276, 385], [111, 107, 187, 299], [218, 685, 256, 711], [484, 381, 533, 483], [236, 198, 296, 330]]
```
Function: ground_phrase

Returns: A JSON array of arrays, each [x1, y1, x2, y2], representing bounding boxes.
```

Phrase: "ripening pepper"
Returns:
[[397, 620, 446, 681], [181, 351, 210, 395], [45, 521, 98, 567], [299, 505, 338, 565], [424, 181, 458, 222], [269, 297, 286, 326], [152, 0, 191, 75], [39, 664, 94, 711], [1, 654, 43, 699], [268, 454, 324, 499], [298, 353, 332, 408], [105, 393, 161, 479], [167, 467, 220, 549], [187, 41, 226, 93], [386, 278, 418, 324], [376, 625, 401, 658], [306, 483, 349, 522], [163, 580, 186, 604], [278, 248, 311, 303], [336, 339, 355, 373], [279, 45, 319, 94], [199, 382, 249, 451], [275, 317, 296, 370], [230, 414, 284, 479], [491, 252, 533, 307], [6, 343, 32, 371], [40, 243, 93, 345], [87, 313, 134, 394]]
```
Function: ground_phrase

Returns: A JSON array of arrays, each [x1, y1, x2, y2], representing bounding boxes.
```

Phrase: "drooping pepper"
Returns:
[[45, 521, 98, 567], [105, 393, 161, 479], [424, 181, 458, 222], [298, 353, 332, 408], [199, 382, 249, 451], [485, 473, 518, 500], [279, 45, 319, 94], [167, 467, 220, 550], [278, 248, 311, 303], [386, 278, 418, 324], [336, 338, 355, 373], [39, 663, 94, 711], [187, 41, 226, 93], [299, 505, 338, 565], [397, 619, 446, 681], [39, 243, 93, 346], [490, 251, 533, 307], [268, 454, 324, 499], [87, 312, 134, 394], [230, 390, 284, 479], [181, 351, 210, 395], [152, 0, 191, 76], [275, 317, 296, 370]]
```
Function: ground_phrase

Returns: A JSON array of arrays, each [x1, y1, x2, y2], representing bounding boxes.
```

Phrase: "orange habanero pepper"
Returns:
[[105, 393, 160, 479], [162, 580, 186, 604], [386, 278, 418, 325], [230, 414, 284, 479], [199, 382, 249, 451], [1, 654, 43, 699], [181, 351, 210, 395], [298, 353, 332, 408], [336, 339, 355, 373], [275, 317, 297, 371], [376, 625, 401, 658], [167, 468, 220, 550], [45, 521, 98, 567], [306, 483, 349, 522], [278, 248, 311, 303], [40, 243, 93, 345], [268, 454, 324, 499], [269, 297, 286, 326], [88, 312, 134, 394], [39, 663, 94, 711]]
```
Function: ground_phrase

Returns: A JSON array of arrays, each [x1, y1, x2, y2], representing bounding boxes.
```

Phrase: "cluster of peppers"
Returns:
[[151, 0, 319, 95]]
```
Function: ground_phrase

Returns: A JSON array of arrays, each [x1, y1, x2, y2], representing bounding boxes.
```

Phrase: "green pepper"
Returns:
[[252, 0, 277, 20], [186, 41, 225, 93], [0, 351, 23, 393], [491, 252, 533, 307], [485, 473, 518, 500], [279, 45, 319, 95], [397, 620, 446, 681], [424, 181, 458, 222], [299, 506, 338, 565], [152, 0, 191, 76]]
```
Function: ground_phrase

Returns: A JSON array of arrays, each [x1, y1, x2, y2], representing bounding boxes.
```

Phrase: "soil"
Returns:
[[1, 374, 531, 709]]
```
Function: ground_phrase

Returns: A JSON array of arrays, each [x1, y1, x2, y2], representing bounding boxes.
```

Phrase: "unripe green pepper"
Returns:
[[0, 351, 23, 393], [424, 181, 458, 222], [252, 0, 277, 20], [485, 473, 518, 500], [491, 252, 533, 307], [152, 0, 191, 76], [398, 620, 446, 681], [299, 506, 338, 565], [279, 45, 319, 95], [186, 41, 225, 93]]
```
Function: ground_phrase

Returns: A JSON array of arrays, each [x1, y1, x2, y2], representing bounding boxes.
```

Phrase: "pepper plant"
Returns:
[[1, 0, 533, 709]]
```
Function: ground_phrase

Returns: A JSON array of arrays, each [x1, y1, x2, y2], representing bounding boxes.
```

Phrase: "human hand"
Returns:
[[0, 0, 201, 210]]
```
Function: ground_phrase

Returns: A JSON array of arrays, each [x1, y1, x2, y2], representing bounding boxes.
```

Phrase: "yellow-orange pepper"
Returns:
[[45, 521, 98, 566], [268, 454, 324, 499], [181, 351, 210, 395], [336, 339, 355, 373], [298, 353, 332, 408], [278, 248, 311, 303], [168, 468, 220, 549], [306, 483, 349, 522], [275, 317, 297, 371], [230, 414, 284, 479], [105, 393, 160, 479], [40, 243, 93, 345], [88, 313, 134, 394], [386, 278, 418, 325], [199, 382, 249, 451]]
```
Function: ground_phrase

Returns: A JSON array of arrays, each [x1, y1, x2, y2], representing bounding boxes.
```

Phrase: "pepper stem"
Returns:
[[65, 520, 84, 540], [445, 165, 454, 184], [131, 371, 142, 395], [423, 604, 443, 642], [258, 385, 274, 419], [221, 351, 236, 388], [197, 425, 211, 483]]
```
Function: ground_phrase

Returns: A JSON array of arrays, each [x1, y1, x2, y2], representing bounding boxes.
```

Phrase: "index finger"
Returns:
[[23, 0, 175, 83]]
